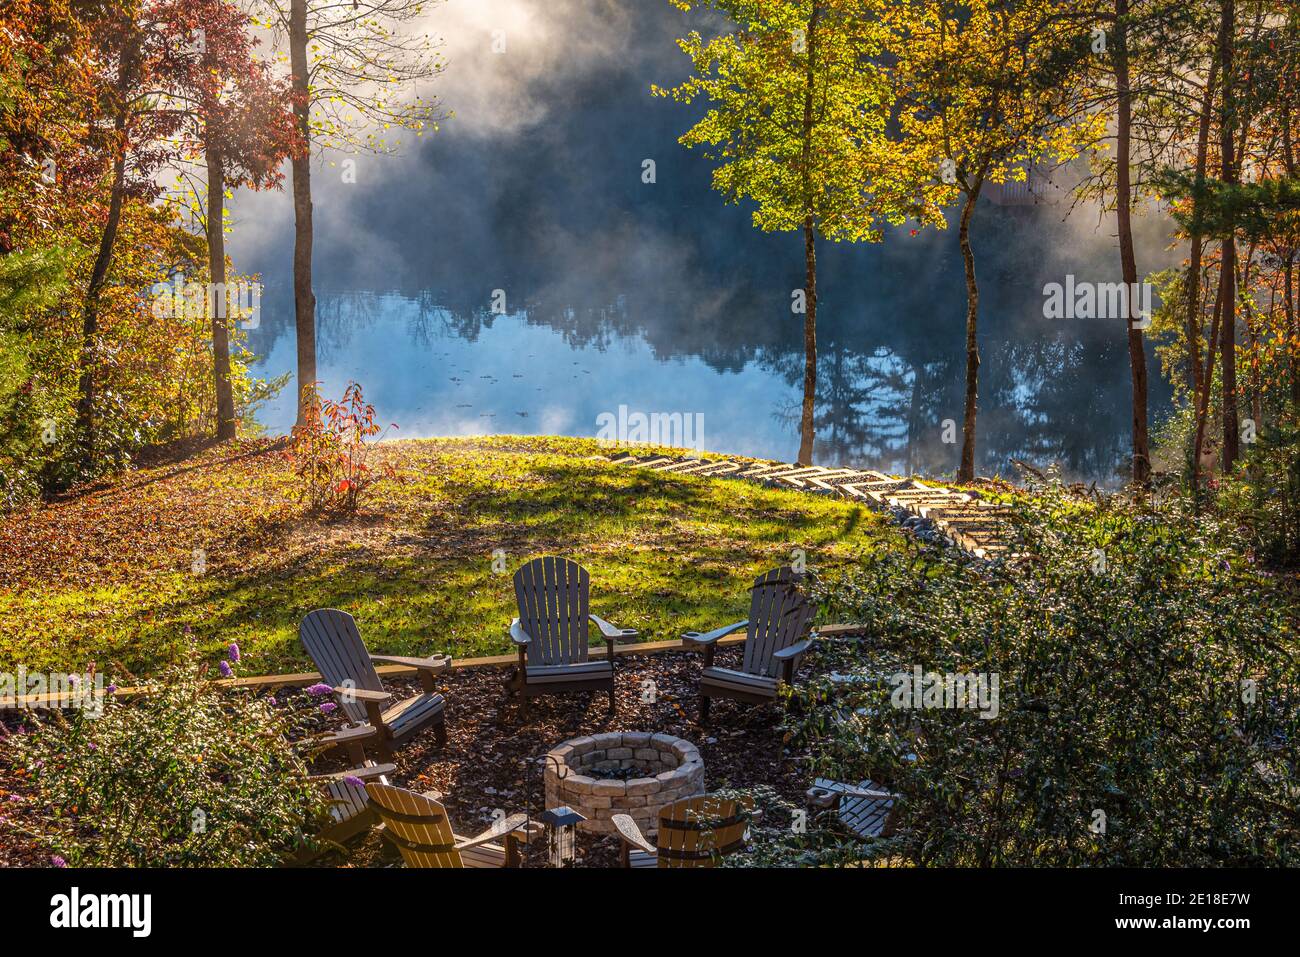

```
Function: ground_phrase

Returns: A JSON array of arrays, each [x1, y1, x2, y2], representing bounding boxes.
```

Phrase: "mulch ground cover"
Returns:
[[0, 645, 813, 869], [312, 645, 808, 868]]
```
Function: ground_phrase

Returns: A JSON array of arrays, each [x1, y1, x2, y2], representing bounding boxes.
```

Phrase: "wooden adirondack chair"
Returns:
[[300, 608, 452, 760], [289, 722, 395, 863], [365, 782, 540, 868], [612, 794, 755, 868], [683, 566, 816, 721], [806, 778, 902, 841], [507, 556, 637, 718], [291, 759, 398, 863]]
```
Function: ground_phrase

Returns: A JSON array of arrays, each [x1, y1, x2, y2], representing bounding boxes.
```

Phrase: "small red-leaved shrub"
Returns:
[[289, 381, 397, 514]]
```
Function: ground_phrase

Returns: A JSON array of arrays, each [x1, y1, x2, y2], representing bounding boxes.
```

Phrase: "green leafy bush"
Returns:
[[0, 243, 77, 505], [768, 486, 1300, 866], [1216, 417, 1300, 569], [13, 657, 327, 867]]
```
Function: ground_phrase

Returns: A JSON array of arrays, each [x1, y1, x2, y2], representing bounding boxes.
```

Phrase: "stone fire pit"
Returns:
[[544, 732, 705, 835]]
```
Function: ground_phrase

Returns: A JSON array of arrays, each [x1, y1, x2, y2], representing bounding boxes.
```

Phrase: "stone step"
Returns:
[[615, 454, 1017, 560], [838, 479, 915, 500], [654, 458, 711, 473], [689, 461, 743, 476]]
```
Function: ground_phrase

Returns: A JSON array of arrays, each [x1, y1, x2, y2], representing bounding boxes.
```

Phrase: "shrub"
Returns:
[[717, 785, 883, 868], [765, 485, 1300, 866], [12, 656, 327, 867], [1216, 416, 1300, 569], [288, 380, 397, 514], [0, 221, 273, 504]]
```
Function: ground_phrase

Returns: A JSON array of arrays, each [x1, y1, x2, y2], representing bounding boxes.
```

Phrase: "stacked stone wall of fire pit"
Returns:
[[544, 732, 705, 835]]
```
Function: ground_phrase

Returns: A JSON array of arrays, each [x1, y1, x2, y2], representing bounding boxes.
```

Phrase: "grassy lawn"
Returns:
[[0, 436, 900, 679]]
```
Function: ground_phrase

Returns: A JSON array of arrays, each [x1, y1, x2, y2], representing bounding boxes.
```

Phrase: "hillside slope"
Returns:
[[0, 436, 899, 678]]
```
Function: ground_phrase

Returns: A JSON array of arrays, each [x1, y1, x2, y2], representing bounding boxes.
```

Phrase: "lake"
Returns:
[[233, 0, 1176, 484]]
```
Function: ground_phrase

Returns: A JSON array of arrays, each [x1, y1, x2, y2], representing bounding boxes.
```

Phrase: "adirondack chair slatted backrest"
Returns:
[[514, 557, 591, 667], [300, 609, 385, 725], [364, 783, 464, 868], [742, 567, 815, 677], [656, 795, 754, 868], [325, 778, 370, 826]]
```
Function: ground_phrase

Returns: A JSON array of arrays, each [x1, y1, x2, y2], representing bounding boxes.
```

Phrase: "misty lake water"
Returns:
[[234, 0, 1175, 484]]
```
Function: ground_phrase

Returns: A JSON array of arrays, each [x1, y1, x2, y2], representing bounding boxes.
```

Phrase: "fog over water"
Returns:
[[229, 0, 1178, 483]]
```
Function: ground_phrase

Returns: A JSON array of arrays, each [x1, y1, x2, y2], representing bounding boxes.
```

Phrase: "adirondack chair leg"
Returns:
[[435, 718, 448, 748], [603, 640, 617, 714], [786, 692, 804, 717], [504, 832, 523, 868], [361, 699, 396, 760], [699, 692, 711, 724], [512, 648, 531, 720]]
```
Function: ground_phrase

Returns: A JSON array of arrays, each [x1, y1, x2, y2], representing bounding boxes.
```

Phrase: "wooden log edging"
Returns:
[[4, 626, 870, 710], [607, 452, 1018, 559]]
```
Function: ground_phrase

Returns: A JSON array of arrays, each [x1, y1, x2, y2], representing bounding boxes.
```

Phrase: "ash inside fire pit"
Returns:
[[584, 765, 643, 781], [544, 732, 705, 834]]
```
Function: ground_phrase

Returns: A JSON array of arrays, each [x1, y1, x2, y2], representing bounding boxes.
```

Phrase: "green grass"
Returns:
[[0, 436, 901, 679]]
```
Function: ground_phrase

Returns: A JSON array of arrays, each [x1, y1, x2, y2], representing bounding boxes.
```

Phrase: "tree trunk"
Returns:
[[1185, 60, 1217, 403], [795, 3, 821, 466], [290, 0, 317, 427], [1113, 0, 1150, 485], [1286, 17, 1300, 412], [957, 186, 981, 483], [205, 145, 236, 442], [206, 142, 236, 440], [1220, 238, 1239, 469], [1288, 262, 1300, 411], [77, 152, 126, 469], [798, 217, 817, 465], [907, 361, 921, 475], [1192, 267, 1227, 492], [1218, 0, 1239, 471], [1285, 86, 1300, 411], [77, 44, 135, 470], [1240, 246, 1263, 438]]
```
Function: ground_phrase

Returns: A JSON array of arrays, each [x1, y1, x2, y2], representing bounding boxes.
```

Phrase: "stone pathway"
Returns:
[[604, 453, 1016, 559]]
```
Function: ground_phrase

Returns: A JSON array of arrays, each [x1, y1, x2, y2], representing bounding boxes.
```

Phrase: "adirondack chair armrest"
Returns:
[[508, 618, 532, 646], [369, 653, 452, 672], [773, 637, 814, 682], [334, 686, 391, 728], [309, 723, 378, 746], [806, 786, 838, 809], [589, 614, 637, 642], [611, 813, 656, 866], [308, 763, 397, 785], [334, 686, 391, 703], [772, 639, 812, 661], [369, 653, 452, 692], [682, 619, 749, 646], [307, 723, 379, 762], [839, 787, 902, 802], [806, 784, 901, 810], [454, 812, 535, 851]]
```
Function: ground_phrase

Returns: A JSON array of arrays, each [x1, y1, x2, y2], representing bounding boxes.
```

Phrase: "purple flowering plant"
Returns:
[[11, 649, 328, 867]]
